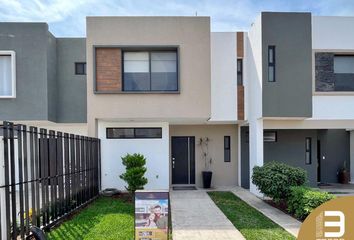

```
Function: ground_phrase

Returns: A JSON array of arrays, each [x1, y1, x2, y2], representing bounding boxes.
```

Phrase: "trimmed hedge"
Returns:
[[252, 162, 307, 202], [287, 186, 335, 220]]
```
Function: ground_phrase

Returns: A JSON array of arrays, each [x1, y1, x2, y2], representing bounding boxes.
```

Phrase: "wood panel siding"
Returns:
[[95, 48, 122, 92], [237, 32, 244, 58], [237, 85, 244, 120]]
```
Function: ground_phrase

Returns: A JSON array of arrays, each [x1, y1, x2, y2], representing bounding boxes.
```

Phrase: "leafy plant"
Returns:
[[287, 186, 335, 220], [198, 137, 212, 171], [252, 162, 307, 202], [119, 153, 148, 194]]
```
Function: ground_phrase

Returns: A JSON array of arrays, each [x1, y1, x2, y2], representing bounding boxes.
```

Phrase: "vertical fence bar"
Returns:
[[48, 130, 56, 221], [3, 122, 11, 239], [75, 135, 81, 206], [63, 133, 70, 213], [80, 136, 84, 205], [84, 137, 88, 202], [8, 122, 17, 240], [69, 134, 75, 209], [22, 125, 29, 236], [33, 127, 40, 227], [87, 137, 90, 202], [40, 128, 50, 226], [98, 139, 101, 193], [29, 127, 36, 227], [56, 132, 64, 217], [17, 124, 25, 239], [74, 135, 79, 208]]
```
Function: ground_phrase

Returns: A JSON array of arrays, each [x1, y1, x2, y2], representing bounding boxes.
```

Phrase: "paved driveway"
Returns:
[[170, 190, 245, 240]]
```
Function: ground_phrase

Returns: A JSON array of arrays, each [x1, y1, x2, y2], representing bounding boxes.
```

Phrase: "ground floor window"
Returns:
[[106, 127, 162, 139]]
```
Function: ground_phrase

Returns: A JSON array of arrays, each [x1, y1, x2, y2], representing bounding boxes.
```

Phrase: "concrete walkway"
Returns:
[[230, 187, 301, 237], [170, 190, 245, 240]]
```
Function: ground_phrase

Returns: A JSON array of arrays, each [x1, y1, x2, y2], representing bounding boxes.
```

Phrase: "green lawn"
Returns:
[[47, 197, 134, 240], [208, 191, 295, 240]]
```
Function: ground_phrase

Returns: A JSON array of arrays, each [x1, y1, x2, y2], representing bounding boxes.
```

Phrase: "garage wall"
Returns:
[[170, 124, 238, 188], [98, 121, 169, 190]]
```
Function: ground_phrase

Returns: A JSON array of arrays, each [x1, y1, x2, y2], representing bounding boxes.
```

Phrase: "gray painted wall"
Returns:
[[47, 32, 57, 122], [0, 23, 87, 123], [318, 129, 350, 183], [0, 23, 49, 121], [262, 12, 313, 118], [264, 130, 318, 186], [56, 38, 87, 123]]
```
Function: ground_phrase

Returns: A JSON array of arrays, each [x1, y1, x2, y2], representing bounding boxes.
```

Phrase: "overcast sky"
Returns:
[[0, 0, 354, 37]]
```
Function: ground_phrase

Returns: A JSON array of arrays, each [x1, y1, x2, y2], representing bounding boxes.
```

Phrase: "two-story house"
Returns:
[[242, 13, 354, 193], [1, 13, 354, 194]]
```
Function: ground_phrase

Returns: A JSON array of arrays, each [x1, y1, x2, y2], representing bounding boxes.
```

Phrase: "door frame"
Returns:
[[171, 136, 196, 186]]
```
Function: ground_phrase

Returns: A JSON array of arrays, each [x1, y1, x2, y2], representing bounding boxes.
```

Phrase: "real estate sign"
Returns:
[[135, 190, 169, 240]]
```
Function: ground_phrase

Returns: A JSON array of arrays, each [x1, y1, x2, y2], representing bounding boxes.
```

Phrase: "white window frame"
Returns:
[[0, 51, 16, 98]]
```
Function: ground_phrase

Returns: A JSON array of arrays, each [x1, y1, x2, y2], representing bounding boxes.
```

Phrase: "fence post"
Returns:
[[0, 123, 8, 240]]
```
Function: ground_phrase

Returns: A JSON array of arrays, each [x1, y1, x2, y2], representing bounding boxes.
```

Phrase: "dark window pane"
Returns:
[[123, 73, 150, 91], [75, 62, 86, 75], [264, 131, 277, 142], [224, 136, 231, 162], [268, 48, 274, 64], [237, 59, 243, 85], [268, 66, 275, 82], [151, 52, 177, 91], [135, 128, 162, 138], [106, 128, 162, 139], [268, 46, 275, 82], [305, 137, 311, 164], [334, 73, 354, 91], [107, 128, 134, 139], [151, 72, 178, 91]]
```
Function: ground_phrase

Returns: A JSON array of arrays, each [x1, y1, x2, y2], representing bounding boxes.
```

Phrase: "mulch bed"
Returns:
[[111, 192, 134, 203], [263, 199, 303, 222]]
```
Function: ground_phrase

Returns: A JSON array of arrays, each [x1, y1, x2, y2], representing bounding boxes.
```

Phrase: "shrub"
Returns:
[[119, 153, 148, 194], [287, 186, 335, 220], [252, 162, 307, 202]]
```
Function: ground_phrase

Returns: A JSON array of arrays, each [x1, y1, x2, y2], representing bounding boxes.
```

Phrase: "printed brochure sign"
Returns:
[[135, 190, 169, 240]]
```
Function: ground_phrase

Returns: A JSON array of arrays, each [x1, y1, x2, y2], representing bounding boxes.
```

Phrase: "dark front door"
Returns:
[[171, 137, 195, 185]]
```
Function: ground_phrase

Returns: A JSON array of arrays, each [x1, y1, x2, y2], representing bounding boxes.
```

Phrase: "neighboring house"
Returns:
[[242, 12, 354, 193], [1, 13, 354, 193], [0, 22, 87, 135]]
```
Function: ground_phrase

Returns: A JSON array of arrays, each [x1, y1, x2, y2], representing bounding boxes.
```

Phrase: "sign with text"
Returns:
[[298, 196, 354, 240], [135, 190, 169, 240]]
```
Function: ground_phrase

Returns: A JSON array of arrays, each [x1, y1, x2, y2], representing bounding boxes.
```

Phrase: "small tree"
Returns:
[[119, 153, 148, 195]]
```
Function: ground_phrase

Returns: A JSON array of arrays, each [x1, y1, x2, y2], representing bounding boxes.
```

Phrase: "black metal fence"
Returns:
[[0, 121, 101, 239]]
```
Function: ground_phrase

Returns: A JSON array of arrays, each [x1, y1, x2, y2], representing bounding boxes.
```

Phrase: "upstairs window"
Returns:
[[123, 50, 178, 92], [0, 51, 16, 98], [75, 62, 86, 75], [237, 59, 243, 85], [268, 46, 275, 82]]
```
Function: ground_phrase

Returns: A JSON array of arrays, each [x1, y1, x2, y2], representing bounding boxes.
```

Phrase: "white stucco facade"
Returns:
[[98, 121, 170, 190], [210, 32, 237, 122], [244, 15, 263, 195], [312, 16, 354, 50]]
